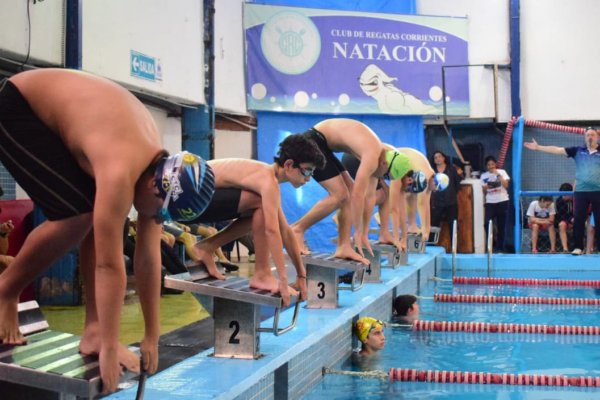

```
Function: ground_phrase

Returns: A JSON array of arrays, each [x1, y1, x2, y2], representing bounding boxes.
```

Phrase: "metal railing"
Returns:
[[451, 219, 458, 276], [487, 219, 494, 276]]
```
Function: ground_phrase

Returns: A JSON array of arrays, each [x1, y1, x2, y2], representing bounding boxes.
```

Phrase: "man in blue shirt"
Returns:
[[525, 127, 600, 255]]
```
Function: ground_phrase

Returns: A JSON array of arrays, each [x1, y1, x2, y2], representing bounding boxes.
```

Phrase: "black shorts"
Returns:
[[0, 79, 95, 220], [304, 128, 345, 182], [341, 153, 383, 190], [191, 187, 242, 223]]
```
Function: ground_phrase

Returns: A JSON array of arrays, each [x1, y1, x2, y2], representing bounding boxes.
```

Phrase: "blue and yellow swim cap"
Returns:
[[154, 151, 215, 222]]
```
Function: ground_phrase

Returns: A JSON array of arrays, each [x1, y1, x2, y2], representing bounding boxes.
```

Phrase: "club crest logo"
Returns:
[[260, 11, 321, 75]]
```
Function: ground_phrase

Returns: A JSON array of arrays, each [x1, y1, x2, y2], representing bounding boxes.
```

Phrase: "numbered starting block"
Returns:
[[427, 226, 441, 245], [0, 301, 138, 399], [407, 227, 441, 253], [407, 233, 425, 253], [302, 253, 367, 309], [164, 264, 300, 359], [366, 241, 408, 271]]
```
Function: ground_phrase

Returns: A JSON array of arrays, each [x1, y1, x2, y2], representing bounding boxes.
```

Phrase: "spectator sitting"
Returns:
[[392, 294, 419, 324], [164, 222, 238, 272], [235, 231, 255, 262], [555, 183, 574, 253], [354, 316, 386, 357], [527, 196, 557, 253], [0, 220, 15, 274]]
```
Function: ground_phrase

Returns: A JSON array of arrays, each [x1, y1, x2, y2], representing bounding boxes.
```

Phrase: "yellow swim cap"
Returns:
[[385, 150, 412, 180], [355, 317, 385, 343]]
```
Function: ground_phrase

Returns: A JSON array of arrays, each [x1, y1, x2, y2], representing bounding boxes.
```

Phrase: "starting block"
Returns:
[[302, 253, 367, 309], [407, 233, 425, 253], [369, 226, 441, 254], [0, 301, 139, 399], [407, 227, 441, 253], [426, 226, 441, 245], [366, 241, 408, 271], [164, 264, 300, 359]]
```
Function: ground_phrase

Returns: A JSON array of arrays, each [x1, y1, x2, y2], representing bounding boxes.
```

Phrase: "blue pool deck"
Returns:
[[108, 250, 600, 400]]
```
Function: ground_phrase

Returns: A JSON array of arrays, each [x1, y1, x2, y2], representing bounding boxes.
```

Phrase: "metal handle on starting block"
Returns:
[[339, 266, 366, 292], [257, 296, 301, 336]]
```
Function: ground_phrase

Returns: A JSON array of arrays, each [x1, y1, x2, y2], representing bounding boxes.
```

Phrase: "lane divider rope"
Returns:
[[412, 319, 600, 335], [435, 293, 600, 305], [453, 276, 600, 287], [389, 368, 600, 387], [324, 368, 600, 387]]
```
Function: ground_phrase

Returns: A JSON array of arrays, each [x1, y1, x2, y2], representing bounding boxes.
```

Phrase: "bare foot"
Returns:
[[249, 273, 279, 292], [292, 226, 311, 255], [191, 242, 225, 280], [79, 326, 140, 374], [334, 245, 370, 265], [203, 259, 226, 280], [0, 297, 27, 345], [378, 231, 394, 245], [407, 224, 421, 235]]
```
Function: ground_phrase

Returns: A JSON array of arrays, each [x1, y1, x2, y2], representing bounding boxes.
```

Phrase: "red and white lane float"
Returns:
[[389, 368, 600, 387], [435, 293, 600, 306], [497, 118, 584, 168], [412, 320, 600, 335], [453, 276, 600, 288]]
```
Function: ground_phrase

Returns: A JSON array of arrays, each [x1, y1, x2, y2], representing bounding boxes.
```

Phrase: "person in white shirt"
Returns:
[[526, 196, 556, 253], [480, 156, 510, 252]]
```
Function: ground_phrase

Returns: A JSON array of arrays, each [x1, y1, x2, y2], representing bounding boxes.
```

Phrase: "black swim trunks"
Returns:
[[303, 128, 345, 182], [341, 153, 383, 190], [190, 187, 242, 223], [0, 79, 96, 220]]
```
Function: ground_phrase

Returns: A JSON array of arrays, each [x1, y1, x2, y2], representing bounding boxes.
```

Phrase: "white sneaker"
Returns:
[[248, 253, 256, 262], [571, 248, 583, 256]]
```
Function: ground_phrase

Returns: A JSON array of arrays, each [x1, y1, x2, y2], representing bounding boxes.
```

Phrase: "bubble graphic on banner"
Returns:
[[270, 96, 276, 103], [429, 86, 443, 102], [294, 91, 310, 108], [251, 83, 267, 100], [260, 11, 321, 75], [311, 93, 318, 99], [338, 94, 350, 106]]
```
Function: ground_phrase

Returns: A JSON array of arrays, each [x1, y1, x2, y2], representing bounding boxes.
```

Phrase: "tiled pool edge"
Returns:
[[108, 248, 444, 400]]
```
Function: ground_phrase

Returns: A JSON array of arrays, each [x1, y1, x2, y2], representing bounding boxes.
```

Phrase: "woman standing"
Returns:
[[430, 151, 462, 238], [480, 156, 510, 252]]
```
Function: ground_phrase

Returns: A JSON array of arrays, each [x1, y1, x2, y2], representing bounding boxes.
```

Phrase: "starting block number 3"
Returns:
[[317, 282, 326, 299]]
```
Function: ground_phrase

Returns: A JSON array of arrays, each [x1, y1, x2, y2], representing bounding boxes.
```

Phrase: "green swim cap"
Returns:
[[385, 150, 412, 180]]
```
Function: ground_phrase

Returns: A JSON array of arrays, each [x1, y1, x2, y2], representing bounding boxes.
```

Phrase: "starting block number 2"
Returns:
[[229, 321, 241, 344]]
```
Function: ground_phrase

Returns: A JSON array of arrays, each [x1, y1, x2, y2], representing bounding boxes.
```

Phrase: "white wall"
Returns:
[[82, 0, 205, 105], [214, 129, 253, 159], [417, 0, 512, 122], [0, 0, 65, 66], [146, 106, 182, 155], [215, 0, 249, 115], [520, 0, 600, 121]]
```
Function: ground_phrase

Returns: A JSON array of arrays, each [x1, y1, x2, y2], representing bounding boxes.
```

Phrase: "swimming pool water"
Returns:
[[303, 268, 600, 400]]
